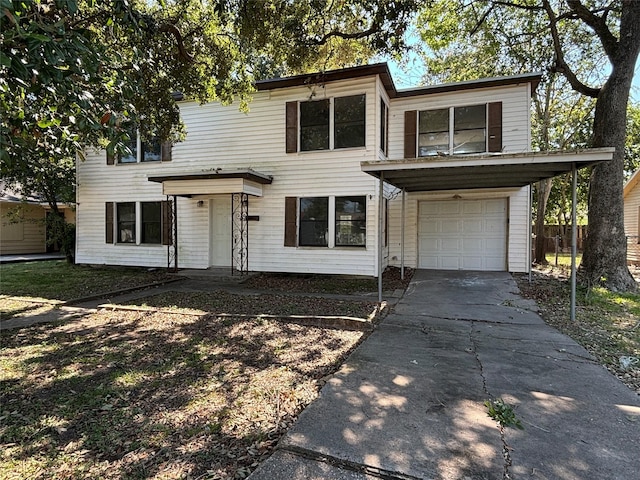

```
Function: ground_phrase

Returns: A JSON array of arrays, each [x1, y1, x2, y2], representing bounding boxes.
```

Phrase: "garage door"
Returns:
[[418, 198, 507, 271]]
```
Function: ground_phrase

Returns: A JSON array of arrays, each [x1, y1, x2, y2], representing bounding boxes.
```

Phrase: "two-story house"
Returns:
[[75, 63, 612, 276]]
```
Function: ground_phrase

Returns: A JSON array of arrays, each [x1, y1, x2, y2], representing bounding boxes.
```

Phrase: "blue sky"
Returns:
[[385, 54, 640, 103]]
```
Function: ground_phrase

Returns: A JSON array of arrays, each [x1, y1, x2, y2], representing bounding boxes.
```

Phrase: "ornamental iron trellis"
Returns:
[[231, 193, 249, 275], [166, 195, 178, 272]]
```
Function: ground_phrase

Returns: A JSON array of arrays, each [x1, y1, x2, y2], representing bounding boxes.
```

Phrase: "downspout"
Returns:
[[378, 172, 384, 303], [529, 183, 533, 284], [173, 195, 178, 271]]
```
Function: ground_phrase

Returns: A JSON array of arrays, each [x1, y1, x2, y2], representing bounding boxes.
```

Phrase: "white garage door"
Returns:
[[418, 198, 507, 271]]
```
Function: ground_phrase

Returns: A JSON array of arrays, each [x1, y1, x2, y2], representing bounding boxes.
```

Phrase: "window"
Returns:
[[141, 202, 161, 244], [106, 201, 172, 245], [418, 108, 449, 156], [416, 103, 498, 157], [335, 196, 366, 247], [117, 202, 136, 243], [289, 94, 366, 152], [299, 197, 328, 246], [285, 195, 367, 248], [334, 95, 365, 149], [380, 100, 388, 156], [108, 130, 171, 164]]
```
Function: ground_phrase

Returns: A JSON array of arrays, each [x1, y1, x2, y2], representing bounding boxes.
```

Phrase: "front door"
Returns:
[[209, 197, 232, 267]]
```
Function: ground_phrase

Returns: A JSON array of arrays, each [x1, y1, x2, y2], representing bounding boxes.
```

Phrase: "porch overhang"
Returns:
[[361, 148, 614, 191], [148, 169, 273, 197]]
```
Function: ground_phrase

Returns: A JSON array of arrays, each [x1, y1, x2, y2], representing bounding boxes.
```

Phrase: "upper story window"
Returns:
[[405, 102, 502, 158], [107, 130, 171, 165], [419, 105, 487, 156], [287, 94, 366, 153], [380, 99, 389, 156]]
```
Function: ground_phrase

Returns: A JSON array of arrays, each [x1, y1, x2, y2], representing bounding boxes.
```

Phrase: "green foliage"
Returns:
[[485, 398, 524, 431]]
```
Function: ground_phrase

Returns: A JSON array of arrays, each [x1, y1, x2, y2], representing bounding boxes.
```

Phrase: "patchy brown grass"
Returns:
[[515, 265, 639, 394], [0, 310, 364, 479]]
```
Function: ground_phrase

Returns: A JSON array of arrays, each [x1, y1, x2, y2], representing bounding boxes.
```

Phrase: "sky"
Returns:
[[384, 52, 640, 104]]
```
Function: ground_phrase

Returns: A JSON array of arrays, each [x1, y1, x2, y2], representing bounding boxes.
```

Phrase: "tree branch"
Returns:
[[309, 24, 380, 45], [566, 0, 618, 60], [158, 23, 194, 63], [543, 0, 600, 98]]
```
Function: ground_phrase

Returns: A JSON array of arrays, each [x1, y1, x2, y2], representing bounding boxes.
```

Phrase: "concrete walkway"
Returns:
[[249, 270, 640, 480]]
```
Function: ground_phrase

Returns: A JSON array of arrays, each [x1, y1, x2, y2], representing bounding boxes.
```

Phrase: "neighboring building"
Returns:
[[624, 169, 640, 265], [0, 185, 75, 255], [75, 63, 613, 276]]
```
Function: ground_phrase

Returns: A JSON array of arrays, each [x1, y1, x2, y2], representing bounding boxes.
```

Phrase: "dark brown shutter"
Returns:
[[284, 197, 297, 247], [107, 151, 115, 165], [285, 101, 298, 153], [488, 102, 503, 152], [105, 202, 114, 243], [161, 141, 172, 162], [404, 110, 417, 158], [161, 200, 173, 245]]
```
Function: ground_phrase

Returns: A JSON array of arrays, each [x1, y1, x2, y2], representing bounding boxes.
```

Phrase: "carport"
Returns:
[[362, 147, 615, 319]]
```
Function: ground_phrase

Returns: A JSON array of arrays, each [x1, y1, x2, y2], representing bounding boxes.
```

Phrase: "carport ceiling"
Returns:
[[361, 148, 615, 192]]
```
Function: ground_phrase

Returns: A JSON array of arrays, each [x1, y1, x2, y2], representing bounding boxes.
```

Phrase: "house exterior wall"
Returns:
[[76, 75, 386, 275], [76, 69, 534, 275], [0, 203, 46, 254], [624, 175, 640, 264]]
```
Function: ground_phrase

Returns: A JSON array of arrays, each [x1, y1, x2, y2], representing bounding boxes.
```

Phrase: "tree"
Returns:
[[1, 0, 418, 259], [416, 0, 600, 265], [417, 0, 639, 291]]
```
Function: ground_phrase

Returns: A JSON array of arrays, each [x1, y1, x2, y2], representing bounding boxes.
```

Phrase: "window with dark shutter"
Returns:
[[286, 102, 298, 153], [105, 202, 114, 243], [161, 141, 172, 162], [300, 99, 330, 151], [107, 151, 115, 165], [284, 197, 297, 246], [488, 102, 503, 152], [404, 110, 417, 158]]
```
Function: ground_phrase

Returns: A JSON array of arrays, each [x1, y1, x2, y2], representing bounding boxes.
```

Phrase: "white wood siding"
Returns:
[[77, 76, 384, 275], [624, 181, 640, 263], [387, 186, 531, 273], [76, 72, 533, 276], [387, 83, 532, 159]]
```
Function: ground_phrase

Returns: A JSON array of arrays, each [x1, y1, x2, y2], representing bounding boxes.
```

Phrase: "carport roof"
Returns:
[[361, 148, 615, 191]]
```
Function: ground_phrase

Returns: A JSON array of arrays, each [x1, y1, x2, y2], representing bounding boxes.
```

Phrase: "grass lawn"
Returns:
[[516, 265, 640, 393], [0, 261, 173, 302], [0, 310, 364, 479]]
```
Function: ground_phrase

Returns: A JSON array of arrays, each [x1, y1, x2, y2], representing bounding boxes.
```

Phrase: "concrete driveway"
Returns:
[[249, 270, 640, 480]]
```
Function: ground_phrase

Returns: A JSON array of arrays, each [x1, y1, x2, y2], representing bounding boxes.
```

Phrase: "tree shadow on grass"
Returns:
[[0, 309, 364, 479]]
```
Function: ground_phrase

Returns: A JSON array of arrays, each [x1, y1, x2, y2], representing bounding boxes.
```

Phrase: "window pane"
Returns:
[[335, 196, 366, 247], [118, 137, 137, 163], [142, 202, 161, 244], [335, 95, 365, 149], [419, 109, 449, 133], [299, 197, 328, 246], [300, 100, 329, 151], [419, 109, 449, 156], [454, 105, 485, 130], [142, 138, 162, 162], [117, 202, 136, 243], [454, 105, 486, 154], [380, 100, 388, 155]]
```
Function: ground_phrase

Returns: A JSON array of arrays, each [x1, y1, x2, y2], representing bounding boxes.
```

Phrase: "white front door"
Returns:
[[209, 197, 232, 267]]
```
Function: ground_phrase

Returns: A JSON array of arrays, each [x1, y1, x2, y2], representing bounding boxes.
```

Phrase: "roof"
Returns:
[[624, 169, 640, 198], [255, 63, 541, 98], [0, 182, 42, 204], [148, 169, 273, 185], [361, 148, 615, 192]]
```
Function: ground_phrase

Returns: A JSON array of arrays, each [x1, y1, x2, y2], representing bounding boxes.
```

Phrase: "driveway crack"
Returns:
[[469, 320, 490, 397]]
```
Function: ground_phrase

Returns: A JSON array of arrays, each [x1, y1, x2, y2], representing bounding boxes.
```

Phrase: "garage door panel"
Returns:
[[418, 199, 507, 271]]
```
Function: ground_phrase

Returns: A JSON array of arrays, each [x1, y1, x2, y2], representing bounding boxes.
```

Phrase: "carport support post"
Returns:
[[378, 173, 384, 303], [570, 163, 577, 321], [401, 188, 406, 280]]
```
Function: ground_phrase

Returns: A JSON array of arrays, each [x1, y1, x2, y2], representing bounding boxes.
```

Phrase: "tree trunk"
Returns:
[[533, 178, 552, 264], [581, 70, 637, 291]]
